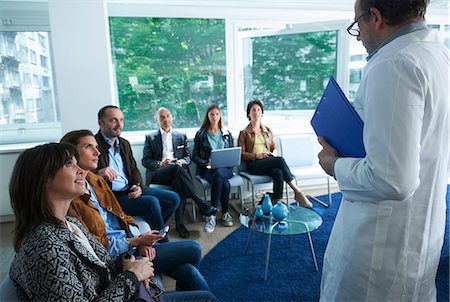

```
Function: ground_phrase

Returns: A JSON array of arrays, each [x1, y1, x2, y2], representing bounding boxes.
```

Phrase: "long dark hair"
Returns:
[[199, 104, 223, 130], [9, 143, 78, 252]]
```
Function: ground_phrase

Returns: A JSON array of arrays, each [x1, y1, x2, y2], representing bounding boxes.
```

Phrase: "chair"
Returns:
[[195, 173, 245, 213], [148, 183, 197, 222], [278, 134, 332, 207], [238, 162, 275, 208], [0, 275, 18, 302]]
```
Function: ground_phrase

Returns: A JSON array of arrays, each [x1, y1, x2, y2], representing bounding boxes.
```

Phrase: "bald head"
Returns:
[[156, 107, 173, 132]]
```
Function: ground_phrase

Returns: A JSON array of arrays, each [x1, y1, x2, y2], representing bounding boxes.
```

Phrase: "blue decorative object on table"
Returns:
[[255, 205, 264, 218], [261, 194, 273, 215], [272, 201, 288, 221]]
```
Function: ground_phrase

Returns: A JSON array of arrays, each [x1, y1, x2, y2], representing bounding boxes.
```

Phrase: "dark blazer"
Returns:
[[192, 128, 234, 175], [94, 130, 143, 191], [10, 217, 139, 301], [142, 130, 191, 185]]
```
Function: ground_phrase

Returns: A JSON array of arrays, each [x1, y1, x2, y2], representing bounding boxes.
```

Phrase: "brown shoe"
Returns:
[[295, 191, 313, 208]]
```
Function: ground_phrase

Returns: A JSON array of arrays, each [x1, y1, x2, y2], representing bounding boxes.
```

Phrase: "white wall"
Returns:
[[48, 0, 116, 134]]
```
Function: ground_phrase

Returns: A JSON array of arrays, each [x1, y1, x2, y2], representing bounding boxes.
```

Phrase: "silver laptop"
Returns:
[[210, 147, 242, 169]]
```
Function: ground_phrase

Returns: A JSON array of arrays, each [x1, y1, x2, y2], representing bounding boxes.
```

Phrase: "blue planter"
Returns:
[[272, 201, 288, 221], [255, 205, 264, 218], [261, 194, 273, 215]]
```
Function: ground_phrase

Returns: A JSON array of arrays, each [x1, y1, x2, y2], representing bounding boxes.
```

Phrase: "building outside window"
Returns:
[[0, 31, 59, 144]]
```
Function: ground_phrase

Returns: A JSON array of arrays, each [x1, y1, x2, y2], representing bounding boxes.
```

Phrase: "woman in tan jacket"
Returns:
[[238, 100, 312, 208]]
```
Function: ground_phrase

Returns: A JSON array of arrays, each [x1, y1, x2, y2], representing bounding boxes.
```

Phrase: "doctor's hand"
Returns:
[[318, 136, 339, 177], [98, 167, 118, 182]]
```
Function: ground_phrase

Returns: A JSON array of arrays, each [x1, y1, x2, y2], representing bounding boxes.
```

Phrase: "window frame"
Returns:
[[0, 14, 62, 146], [229, 20, 349, 132]]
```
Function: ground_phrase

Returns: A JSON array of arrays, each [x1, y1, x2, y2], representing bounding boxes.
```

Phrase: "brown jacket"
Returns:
[[68, 171, 137, 248], [237, 123, 276, 161]]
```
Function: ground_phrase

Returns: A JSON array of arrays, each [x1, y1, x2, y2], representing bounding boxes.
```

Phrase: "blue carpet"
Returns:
[[200, 186, 449, 302]]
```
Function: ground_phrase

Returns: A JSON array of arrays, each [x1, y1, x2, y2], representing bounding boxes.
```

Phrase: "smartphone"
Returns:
[[159, 226, 170, 235]]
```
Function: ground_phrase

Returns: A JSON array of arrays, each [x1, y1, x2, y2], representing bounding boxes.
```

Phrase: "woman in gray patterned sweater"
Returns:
[[9, 143, 153, 301]]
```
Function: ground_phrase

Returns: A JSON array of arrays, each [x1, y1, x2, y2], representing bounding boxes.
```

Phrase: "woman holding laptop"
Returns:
[[193, 105, 235, 233], [238, 100, 313, 208]]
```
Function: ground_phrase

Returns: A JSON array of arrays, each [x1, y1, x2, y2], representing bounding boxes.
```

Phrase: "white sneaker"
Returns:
[[221, 212, 234, 227], [204, 215, 216, 233]]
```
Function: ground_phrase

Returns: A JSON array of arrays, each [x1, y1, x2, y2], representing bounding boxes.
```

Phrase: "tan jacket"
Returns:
[[237, 123, 276, 161], [68, 171, 136, 248]]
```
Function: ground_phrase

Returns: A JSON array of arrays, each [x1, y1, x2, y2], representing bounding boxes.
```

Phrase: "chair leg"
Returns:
[[251, 183, 256, 208], [192, 198, 197, 222], [327, 177, 332, 205], [239, 185, 244, 212], [285, 182, 289, 203]]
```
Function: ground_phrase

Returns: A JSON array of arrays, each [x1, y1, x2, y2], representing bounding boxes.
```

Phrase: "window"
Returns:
[[22, 73, 31, 85], [0, 31, 60, 144], [109, 17, 226, 131], [38, 34, 47, 49], [42, 76, 50, 88], [32, 74, 39, 86], [30, 50, 37, 64], [240, 28, 337, 111], [40, 55, 48, 69]]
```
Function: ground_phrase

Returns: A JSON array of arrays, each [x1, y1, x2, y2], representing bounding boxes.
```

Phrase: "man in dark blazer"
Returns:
[[142, 107, 217, 238]]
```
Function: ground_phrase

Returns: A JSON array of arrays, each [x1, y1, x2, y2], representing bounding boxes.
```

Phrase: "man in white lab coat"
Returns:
[[318, 0, 449, 301]]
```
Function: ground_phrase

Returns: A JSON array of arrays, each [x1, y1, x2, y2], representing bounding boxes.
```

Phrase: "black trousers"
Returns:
[[246, 156, 294, 199], [152, 165, 204, 224]]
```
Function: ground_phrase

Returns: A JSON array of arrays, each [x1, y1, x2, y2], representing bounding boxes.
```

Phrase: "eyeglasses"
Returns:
[[347, 11, 370, 36]]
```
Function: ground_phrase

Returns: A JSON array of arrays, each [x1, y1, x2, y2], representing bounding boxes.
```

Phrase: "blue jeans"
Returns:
[[200, 167, 233, 213], [161, 290, 216, 302], [154, 240, 210, 291], [116, 188, 180, 242]]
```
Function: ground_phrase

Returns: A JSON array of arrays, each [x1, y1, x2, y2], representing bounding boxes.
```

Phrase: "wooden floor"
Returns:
[[0, 187, 335, 290]]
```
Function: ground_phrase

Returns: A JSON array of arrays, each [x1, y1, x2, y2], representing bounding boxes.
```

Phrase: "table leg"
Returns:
[[307, 232, 319, 271], [245, 228, 254, 255], [264, 233, 272, 281]]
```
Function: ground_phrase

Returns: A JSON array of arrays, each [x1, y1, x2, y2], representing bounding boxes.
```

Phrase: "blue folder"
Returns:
[[310, 76, 366, 158]]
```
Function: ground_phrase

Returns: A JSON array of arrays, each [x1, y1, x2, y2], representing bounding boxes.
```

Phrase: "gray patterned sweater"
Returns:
[[9, 217, 140, 301]]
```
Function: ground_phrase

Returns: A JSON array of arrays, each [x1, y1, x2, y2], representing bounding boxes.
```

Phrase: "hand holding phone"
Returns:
[[130, 183, 140, 191], [159, 226, 170, 235]]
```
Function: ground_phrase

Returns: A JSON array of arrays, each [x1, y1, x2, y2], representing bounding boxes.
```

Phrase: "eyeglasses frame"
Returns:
[[347, 11, 371, 36]]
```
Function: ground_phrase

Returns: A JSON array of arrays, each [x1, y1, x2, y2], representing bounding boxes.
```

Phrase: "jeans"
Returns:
[[154, 241, 210, 291], [200, 167, 233, 213], [246, 156, 294, 199], [115, 188, 180, 242], [161, 290, 216, 302]]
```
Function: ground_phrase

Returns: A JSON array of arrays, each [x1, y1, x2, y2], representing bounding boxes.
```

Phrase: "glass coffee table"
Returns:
[[240, 204, 323, 281]]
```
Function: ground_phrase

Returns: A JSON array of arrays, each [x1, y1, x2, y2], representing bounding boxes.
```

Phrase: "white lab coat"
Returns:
[[320, 28, 449, 301]]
